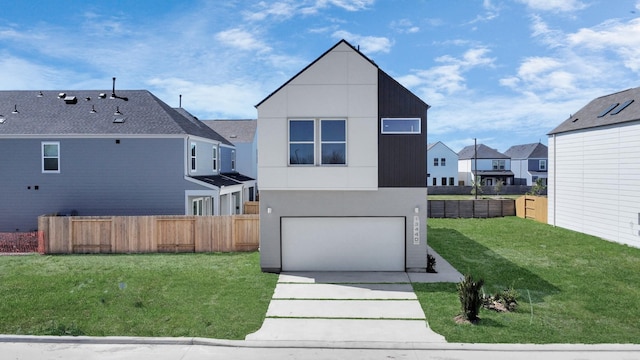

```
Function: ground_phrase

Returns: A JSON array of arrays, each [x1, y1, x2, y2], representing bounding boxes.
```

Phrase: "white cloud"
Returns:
[[147, 77, 262, 119], [390, 19, 420, 34], [245, 0, 374, 20], [516, 0, 588, 12], [530, 15, 564, 48], [331, 30, 392, 54], [215, 28, 271, 53], [567, 18, 640, 72]]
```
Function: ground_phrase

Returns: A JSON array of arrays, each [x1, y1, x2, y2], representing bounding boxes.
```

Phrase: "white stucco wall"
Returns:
[[257, 42, 379, 191]]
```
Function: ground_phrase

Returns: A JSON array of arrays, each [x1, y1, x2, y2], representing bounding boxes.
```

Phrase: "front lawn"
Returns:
[[417, 217, 640, 343], [0, 252, 278, 339]]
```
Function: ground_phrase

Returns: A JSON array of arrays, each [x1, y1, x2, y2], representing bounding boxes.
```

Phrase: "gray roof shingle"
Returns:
[[202, 119, 257, 144], [0, 90, 230, 144], [504, 143, 547, 159], [458, 144, 509, 159], [549, 87, 640, 134]]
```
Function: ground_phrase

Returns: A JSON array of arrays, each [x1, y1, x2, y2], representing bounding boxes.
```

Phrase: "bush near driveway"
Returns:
[[415, 217, 640, 344]]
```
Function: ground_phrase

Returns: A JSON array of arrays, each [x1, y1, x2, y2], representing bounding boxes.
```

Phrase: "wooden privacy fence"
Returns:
[[244, 201, 259, 214], [38, 215, 259, 254], [515, 195, 548, 223], [428, 199, 515, 218]]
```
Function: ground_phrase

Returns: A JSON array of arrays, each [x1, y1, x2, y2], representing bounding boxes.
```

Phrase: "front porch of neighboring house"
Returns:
[[474, 170, 514, 186], [186, 174, 257, 215]]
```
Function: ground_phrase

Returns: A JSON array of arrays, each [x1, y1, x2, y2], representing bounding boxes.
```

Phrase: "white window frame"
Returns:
[[433, 158, 439, 166], [539, 159, 547, 171], [212, 146, 218, 172], [441, 158, 446, 166], [190, 142, 197, 171], [381, 118, 421, 134], [42, 141, 60, 173], [492, 160, 505, 170], [231, 149, 236, 171]]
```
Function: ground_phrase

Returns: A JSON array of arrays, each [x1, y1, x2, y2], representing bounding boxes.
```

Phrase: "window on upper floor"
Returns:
[[492, 160, 505, 170], [289, 118, 346, 166], [42, 142, 60, 173], [381, 118, 421, 134], [441, 158, 446, 166], [231, 149, 236, 171], [190, 143, 197, 171], [212, 146, 218, 171], [539, 159, 547, 171], [433, 158, 439, 166]]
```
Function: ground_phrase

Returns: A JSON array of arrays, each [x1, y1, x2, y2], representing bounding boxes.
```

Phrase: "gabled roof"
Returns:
[[504, 142, 548, 159], [255, 39, 429, 110], [427, 141, 458, 155], [0, 90, 230, 143], [549, 87, 640, 135], [458, 144, 509, 160], [202, 119, 257, 144]]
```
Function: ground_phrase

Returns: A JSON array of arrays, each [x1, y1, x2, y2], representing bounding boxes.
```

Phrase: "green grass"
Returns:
[[416, 217, 640, 343], [0, 252, 278, 339]]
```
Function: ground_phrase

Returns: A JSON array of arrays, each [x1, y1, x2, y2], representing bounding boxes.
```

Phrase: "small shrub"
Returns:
[[482, 287, 519, 312], [457, 274, 484, 322], [427, 253, 437, 273], [40, 321, 84, 336]]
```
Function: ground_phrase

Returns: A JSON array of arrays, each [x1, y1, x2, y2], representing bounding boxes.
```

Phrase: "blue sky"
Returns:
[[2, 0, 640, 152]]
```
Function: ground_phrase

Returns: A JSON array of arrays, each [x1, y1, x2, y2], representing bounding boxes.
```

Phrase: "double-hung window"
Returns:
[[212, 146, 218, 171], [492, 160, 505, 170], [42, 142, 60, 173], [441, 158, 446, 166], [190, 143, 197, 171], [231, 150, 236, 171], [433, 158, 439, 166], [289, 119, 346, 166], [539, 159, 547, 171]]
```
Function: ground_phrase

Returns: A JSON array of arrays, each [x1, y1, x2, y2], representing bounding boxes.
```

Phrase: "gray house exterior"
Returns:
[[0, 89, 252, 232], [256, 40, 429, 272], [458, 144, 513, 186], [504, 142, 548, 186], [203, 119, 258, 201]]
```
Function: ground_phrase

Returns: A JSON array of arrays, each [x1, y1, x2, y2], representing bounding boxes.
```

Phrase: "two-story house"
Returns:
[[548, 87, 640, 248], [427, 141, 458, 186], [458, 144, 513, 186], [504, 142, 548, 186], [256, 40, 429, 272], [0, 87, 252, 233], [203, 119, 258, 201]]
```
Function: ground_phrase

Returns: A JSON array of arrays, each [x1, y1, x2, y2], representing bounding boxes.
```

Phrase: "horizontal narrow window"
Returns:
[[381, 118, 421, 134]]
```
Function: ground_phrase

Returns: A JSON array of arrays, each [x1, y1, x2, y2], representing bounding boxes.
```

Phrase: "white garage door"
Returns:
[[281, 217, 405, 271]]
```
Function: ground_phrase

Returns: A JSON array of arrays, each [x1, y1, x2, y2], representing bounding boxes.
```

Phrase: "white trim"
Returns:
[[381, 118, 421, 134], [41, 141, 60, 173], [212, 145, 218, 172]]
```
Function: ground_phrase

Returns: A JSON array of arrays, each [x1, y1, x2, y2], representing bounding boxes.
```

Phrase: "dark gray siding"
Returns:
[[377, 71, 428, 187], [0, 137, 208, 232]]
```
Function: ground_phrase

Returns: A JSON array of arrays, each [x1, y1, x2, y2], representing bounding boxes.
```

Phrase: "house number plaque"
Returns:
[[413, 216, 420, 245]]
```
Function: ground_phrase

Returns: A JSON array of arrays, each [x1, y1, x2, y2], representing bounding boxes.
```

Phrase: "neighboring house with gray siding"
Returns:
[[203, 119, 258, 201], [504, 142, 548, 186], [458, 144, 513, 186], [0, 89, 252, 232], [548, 87, 640, 248], [256, 39, 429, 272]]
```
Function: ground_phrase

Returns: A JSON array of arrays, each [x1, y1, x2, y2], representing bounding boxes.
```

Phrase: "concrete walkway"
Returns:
[[245, 248, 462, 344]]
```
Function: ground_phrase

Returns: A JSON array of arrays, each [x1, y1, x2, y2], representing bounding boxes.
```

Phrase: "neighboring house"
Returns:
[[0, 89, 253, 232], [504, 142, 548, 186], [458, 144, 513, 186], [202, 119, 258, 201], [256, 39, 429, 272], [548, 87, 640, 248], [427, 141, 458, 186]]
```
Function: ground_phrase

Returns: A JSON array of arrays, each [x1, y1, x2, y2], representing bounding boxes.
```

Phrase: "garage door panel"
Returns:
[[281, 217, 405, 271]]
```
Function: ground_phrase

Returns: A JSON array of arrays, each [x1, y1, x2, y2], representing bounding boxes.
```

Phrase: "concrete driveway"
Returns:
[[245, 248, 462, 344]]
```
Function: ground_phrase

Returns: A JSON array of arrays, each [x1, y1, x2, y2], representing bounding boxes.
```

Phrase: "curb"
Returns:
[[1, 335, 640, 352]]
